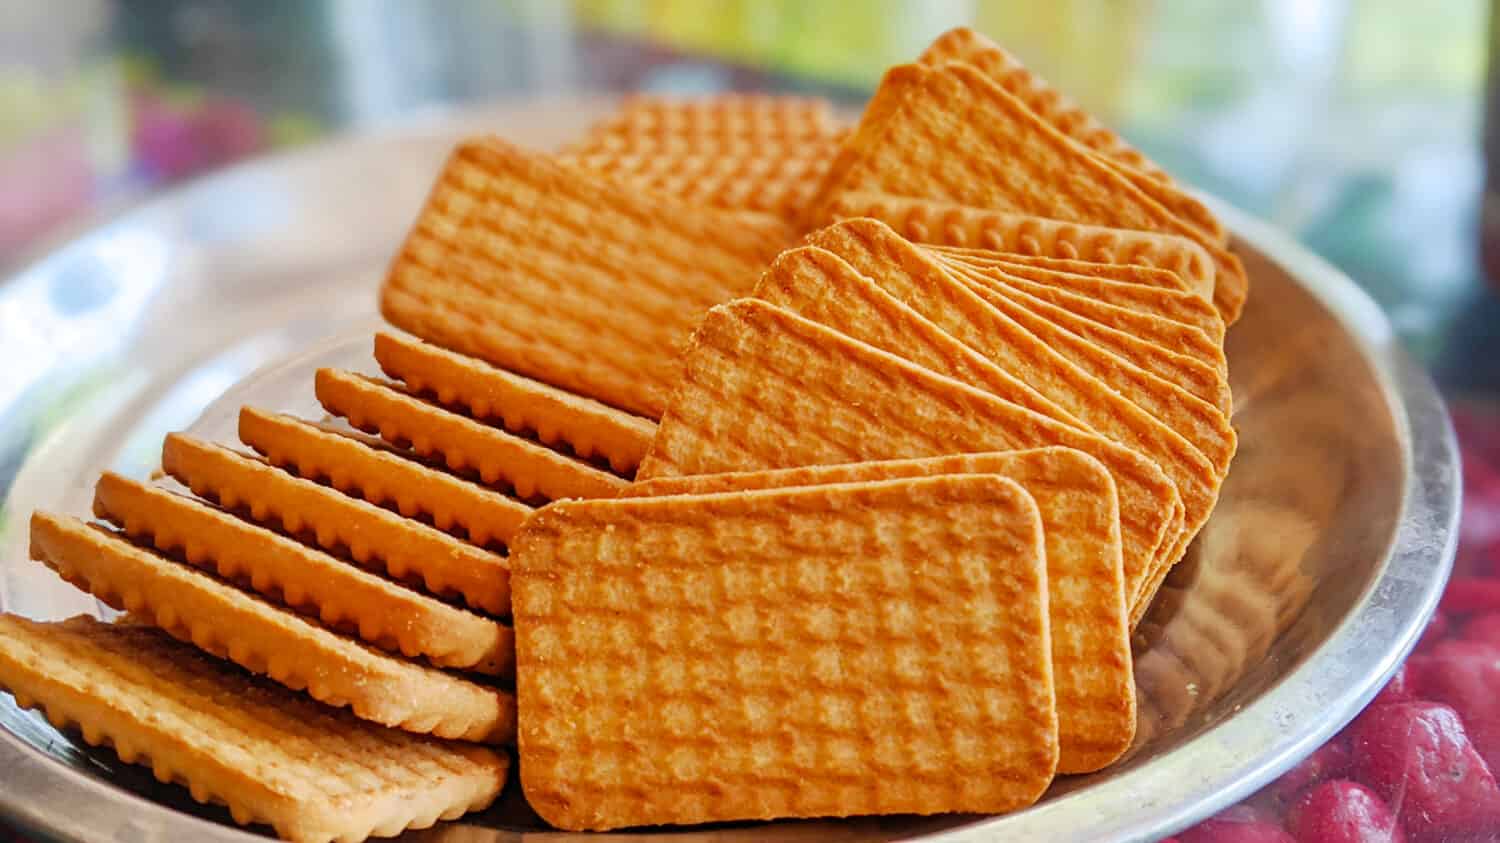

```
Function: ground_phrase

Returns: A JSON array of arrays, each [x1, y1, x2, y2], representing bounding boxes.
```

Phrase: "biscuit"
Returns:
[[948, 258, 1229, 384], [809, 62, 1247, 323], [379, 136, 795, 417], [315, 369, 626, 501], [627, 448, 1134, 774], [0, 614, 507, 843], [28, 513, 516, 744], [638, 298, 1181, 610], [938, 250, 1225, 343], [239, 407, 531, 550], [829, 193, 1215, 301], [160, 433, 511, 617], [372, 331, 655, 476], [783, 224, 1226, 605], [918, 27, 1226, 245], [92, 470, 513, 676], [563, 150, 827, 217], [514, 475, 1056, 829]]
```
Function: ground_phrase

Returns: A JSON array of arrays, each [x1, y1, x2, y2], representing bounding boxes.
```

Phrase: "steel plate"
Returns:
[[0, 102, 1460, 842]]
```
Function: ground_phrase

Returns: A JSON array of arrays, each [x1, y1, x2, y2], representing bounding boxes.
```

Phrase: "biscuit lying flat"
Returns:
[[628, 448, 1134, 774], [566, 94, 842, 153], [0, 614, 507, 843], [379, 136, 795, 418], [93, 471, 513, 676], [28, 512, 516, 744], [514, 475, 1056, 829], [373, 332, 656, 476], [161, 433, 510, 616], [829, 193, 1215, 301], [564, 150, 829, 218]]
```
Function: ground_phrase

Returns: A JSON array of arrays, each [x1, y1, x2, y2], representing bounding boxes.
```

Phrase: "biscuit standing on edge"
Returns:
[[514, 475, 1056, 830], [93, 471, 514, 676], [0, 615, 508, 843], [28, 513, 517, 744], [627, 448, 1135, 774], [160, 434, 512, 616], [313, 369, 627, 501], [239, 407, 532, 551], [379, 136, 795, 418], [372, 332, 656, 476], [637, 298, 1180, 604], [828, 193, 1216, 301]]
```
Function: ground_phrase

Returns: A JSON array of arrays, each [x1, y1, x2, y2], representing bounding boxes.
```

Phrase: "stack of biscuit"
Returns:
[[0, 26, 1240, 840]]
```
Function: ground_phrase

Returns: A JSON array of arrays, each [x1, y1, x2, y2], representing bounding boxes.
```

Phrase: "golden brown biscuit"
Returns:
[[638, 298, 1181, 608], [939, 250, 1225, 344], [809, 62, 1246, 323], [917, 27, 1226, 244], [0, 614, 507, 843], [379, 136, 795, 418], [514, 475, 1056, 829], [28, 513, 516, 744], [93, 470, 513, 676], [372, 332, 655, 476], [160, 433, 511, 616], [830, 193, 1215, 301], [239, 407, 532, 550], [626, 448, 1134, 774], [314, 369, 626, 501]]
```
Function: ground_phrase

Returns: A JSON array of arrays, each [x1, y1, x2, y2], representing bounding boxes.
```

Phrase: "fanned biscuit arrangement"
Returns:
[[0, 25, 1246, 841]]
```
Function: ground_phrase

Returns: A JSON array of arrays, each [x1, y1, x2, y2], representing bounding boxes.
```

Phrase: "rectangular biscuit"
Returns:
[[0, 614, 507, 843], [917, 27, 1226, 245], [803, 220, 1231, 606], [637, 298, 1181, 610], [372, 331, 655, 476], [810, 62, 1247, 323], [314, 368, 626, 501], [28, 513, 516, 744], [830, 193, 1215, 301], [240, 406, 532, 550], [748, 243, 1177, 598], [93, 470, 513, 676], [626, 448, 1134, 774], [938, 250, 1226, 344], [160, 433, 511, 617], [379, 136, 795, 418], [514, 475, 1056, 829]]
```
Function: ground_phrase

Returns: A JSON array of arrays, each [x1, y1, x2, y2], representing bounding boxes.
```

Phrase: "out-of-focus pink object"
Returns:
[[0, 127, 93, 256]]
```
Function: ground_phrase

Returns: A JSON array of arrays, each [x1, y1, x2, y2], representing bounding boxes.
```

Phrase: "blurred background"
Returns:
[[1, 0, 1492, 389]]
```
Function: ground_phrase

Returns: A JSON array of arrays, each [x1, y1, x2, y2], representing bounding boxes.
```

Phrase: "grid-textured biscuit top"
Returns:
[[512, 475, 1056, 830]]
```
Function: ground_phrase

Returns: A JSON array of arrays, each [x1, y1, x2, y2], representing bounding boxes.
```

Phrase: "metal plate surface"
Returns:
[[0, 102, 1459, 842]]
